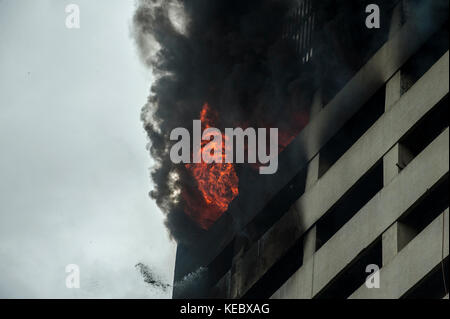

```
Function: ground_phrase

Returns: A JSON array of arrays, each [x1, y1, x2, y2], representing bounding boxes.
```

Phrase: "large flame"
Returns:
[[183, 103, 239, 230], [183, 103, 309, 230]]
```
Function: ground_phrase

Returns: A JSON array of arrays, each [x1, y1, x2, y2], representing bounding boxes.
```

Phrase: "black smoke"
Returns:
[[132, 0, 446, 247], [133, 0, 313, 245]]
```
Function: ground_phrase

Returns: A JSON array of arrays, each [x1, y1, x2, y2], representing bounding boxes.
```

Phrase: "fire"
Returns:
[[183, 103, 239, 230], [182, 103, 308, 230]]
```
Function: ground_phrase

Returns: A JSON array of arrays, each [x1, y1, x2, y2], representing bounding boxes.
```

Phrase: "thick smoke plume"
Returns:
[[133, 0, 312, 245], [133, 0, 446, 246]]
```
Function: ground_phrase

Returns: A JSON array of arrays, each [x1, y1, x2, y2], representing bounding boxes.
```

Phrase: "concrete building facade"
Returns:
[[173, 0, 449, 299]]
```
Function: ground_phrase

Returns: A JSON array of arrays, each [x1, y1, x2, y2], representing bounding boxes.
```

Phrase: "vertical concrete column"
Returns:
[[388, 0, 405, 39], [302, 225, 316, 262], [383, 68, 414, 183], [383, 143, 414, 185], [229, 234, 250, 299], [305, 88, 322, 190], [310, 89, 323, 118], [386, 1, 407, 108], [382, 70, 416, 266], [305, 155, 320, 190], [385, 71, 402, 111], [302, 135, 320, 297], [303, 141, 319, 259], [382, 144, 415, 266], [295, 89, 322, 298], [381, 65, 416, 266]]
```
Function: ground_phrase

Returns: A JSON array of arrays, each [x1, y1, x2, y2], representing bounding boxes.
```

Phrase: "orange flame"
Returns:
[[182, 103, 308, 230], [183, 103, 239, 230]]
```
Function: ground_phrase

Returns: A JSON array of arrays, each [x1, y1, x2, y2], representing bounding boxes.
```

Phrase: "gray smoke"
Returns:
[[132, 0, 447, 247], [133, 0, 311, 246]]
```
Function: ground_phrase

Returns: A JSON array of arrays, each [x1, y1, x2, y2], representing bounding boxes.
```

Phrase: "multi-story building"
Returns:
[[173, 0, 449, 299]]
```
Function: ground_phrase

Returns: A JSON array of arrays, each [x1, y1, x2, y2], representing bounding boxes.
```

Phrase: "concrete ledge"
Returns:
[[273, 128, 449, 298], [232, 52, 449, 298], [350, 209, 449, 299], [297, 51, 449, 236], [270, 255, 314, 299], [313, 129, 449, 295], [176, 10, 449, 285], [230, 204, 303, 298], [211, 271, 231, 298]]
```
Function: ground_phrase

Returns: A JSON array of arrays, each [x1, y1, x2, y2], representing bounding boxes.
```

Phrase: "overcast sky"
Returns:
[[0, 0, 176, 298]]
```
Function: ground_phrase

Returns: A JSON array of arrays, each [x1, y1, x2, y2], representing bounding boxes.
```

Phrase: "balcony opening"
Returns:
[[241, 167, 307, 254], [316, 161, 384, 251], [398, 94, 449, 164], [398, 175, 449, 248], [210, 271, 231, 299], [401, 20, 449, 95], [242, 236, 304, 299], [318, 86, 385, 177], [403, 257, 449, 299], [314, 238, 383, 299], [205, 240, 234, 289]]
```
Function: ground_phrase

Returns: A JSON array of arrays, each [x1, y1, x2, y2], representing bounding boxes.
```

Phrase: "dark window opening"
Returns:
[[316, 161, 384, 251], [205, 240, 234, 289], [319, 86, 385, 177], [401, 20, 449, 95], [398, 175, 449, 248], [209, 271, 231, 299], [239, 167, 308, 257], [399, 94, 449, 162], [315, 1, 397, 105], [242, 236, 304, 299], [402, 257, 449, 299], [314, 238, 383, 299]]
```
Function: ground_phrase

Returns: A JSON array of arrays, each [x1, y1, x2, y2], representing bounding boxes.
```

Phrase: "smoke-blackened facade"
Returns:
[[134, 0, 449, 299]]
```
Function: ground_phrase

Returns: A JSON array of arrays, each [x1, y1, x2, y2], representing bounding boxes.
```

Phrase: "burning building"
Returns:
[[134, 0, 449, 299]]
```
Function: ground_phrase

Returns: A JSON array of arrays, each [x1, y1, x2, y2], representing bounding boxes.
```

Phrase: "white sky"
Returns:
[[0, 0, 176, 298]]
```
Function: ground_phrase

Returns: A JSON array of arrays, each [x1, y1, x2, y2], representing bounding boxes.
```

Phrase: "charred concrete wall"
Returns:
[[173, 0, 449, 299]]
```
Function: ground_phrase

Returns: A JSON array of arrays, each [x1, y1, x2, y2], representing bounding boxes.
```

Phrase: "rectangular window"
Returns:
[[314, 238, 383, 299], [316, 161, 384, 251], [401, 21, 449, 94], [318, 86, 385, 177]]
